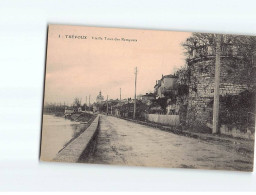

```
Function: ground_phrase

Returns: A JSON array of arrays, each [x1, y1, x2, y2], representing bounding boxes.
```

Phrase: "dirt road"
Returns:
[[87, 115, 253, 171]]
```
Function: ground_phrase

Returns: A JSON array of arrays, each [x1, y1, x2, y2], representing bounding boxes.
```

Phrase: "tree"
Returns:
[[73, 97, 81, 108], [182, 33, 256, 62]]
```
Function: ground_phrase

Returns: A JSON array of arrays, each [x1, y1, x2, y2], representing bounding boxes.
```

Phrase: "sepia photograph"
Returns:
[[40, 24, 255, 172]]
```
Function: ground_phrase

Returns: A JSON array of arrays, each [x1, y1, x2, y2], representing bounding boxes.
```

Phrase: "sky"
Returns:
[[44, 25, 191, 105]]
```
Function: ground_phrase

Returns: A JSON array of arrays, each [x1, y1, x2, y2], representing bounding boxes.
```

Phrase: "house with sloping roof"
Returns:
[[154, 74, 178, 98]]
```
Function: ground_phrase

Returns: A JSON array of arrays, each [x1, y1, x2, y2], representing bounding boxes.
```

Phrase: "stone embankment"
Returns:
[[54, 115, 100, 163]]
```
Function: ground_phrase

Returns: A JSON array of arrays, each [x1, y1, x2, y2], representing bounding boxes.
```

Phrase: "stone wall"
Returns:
[[186, 56, 251, 132], [145, 114, 180, 126], [53, 115, 100, 163], [220, 125, 255, 140]]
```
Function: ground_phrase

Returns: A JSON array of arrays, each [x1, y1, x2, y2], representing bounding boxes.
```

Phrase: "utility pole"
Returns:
[[89, 95, 90, 107], [86, 96, 87, 106], [133, 67, 137, 119], [106, 95, 109, 115], [120, 88, 122, 101], [213, 34, 221, 134]]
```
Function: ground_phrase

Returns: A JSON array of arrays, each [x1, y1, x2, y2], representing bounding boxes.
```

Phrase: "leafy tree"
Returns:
[[182, 33, 256, 61], [73, 97, 81, 108]]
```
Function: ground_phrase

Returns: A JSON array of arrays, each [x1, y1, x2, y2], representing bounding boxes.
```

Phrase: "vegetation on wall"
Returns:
[[208, 89, 256, 133]]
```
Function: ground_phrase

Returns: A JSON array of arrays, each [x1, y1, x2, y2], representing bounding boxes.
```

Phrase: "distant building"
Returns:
[[140, 93, 155, 105], [154, 74, 178, 98], [64, 108, 74, 116], [137, 94, 143, 100], [96, 91, 104, 103]]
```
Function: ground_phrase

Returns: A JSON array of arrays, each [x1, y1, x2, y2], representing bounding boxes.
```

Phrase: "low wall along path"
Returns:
[[145, 114, 180, 126], [54, 115, 99, 163]]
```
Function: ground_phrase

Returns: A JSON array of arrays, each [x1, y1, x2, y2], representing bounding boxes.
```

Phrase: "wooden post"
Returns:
[[133, 67, 137, 119], [120, 88, 122, 101], [107, 95, 109, 115], [213, 34, 221, 134]]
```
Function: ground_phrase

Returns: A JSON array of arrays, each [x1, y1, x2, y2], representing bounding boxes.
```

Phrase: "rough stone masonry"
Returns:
[[186, 54, 255, 133]]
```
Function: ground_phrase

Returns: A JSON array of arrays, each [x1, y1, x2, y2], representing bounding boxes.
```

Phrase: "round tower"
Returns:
[[186, 44, 252, 131]]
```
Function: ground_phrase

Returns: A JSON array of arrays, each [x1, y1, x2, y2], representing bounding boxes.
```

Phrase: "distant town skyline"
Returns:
[[44, 25, 191, 105]]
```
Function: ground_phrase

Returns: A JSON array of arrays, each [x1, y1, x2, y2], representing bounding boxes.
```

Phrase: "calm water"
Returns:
[[40, 114, 86, 161]]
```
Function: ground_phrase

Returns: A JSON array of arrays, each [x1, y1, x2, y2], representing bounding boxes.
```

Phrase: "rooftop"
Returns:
[[162, 74, 178, 79], [154, 74, 177, 88]]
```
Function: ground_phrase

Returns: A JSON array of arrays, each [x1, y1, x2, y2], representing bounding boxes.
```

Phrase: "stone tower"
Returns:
[[186, 44, 253, 131]]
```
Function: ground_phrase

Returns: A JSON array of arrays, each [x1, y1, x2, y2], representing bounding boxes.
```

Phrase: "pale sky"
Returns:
[[44, 25, 191, 105]]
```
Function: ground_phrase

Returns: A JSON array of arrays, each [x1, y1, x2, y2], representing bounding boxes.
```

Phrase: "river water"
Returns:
[[40, 114, 85, 161]]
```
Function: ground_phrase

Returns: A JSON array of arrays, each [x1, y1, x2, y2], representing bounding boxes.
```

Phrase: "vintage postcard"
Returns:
[[40, 24, 255, 171]]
